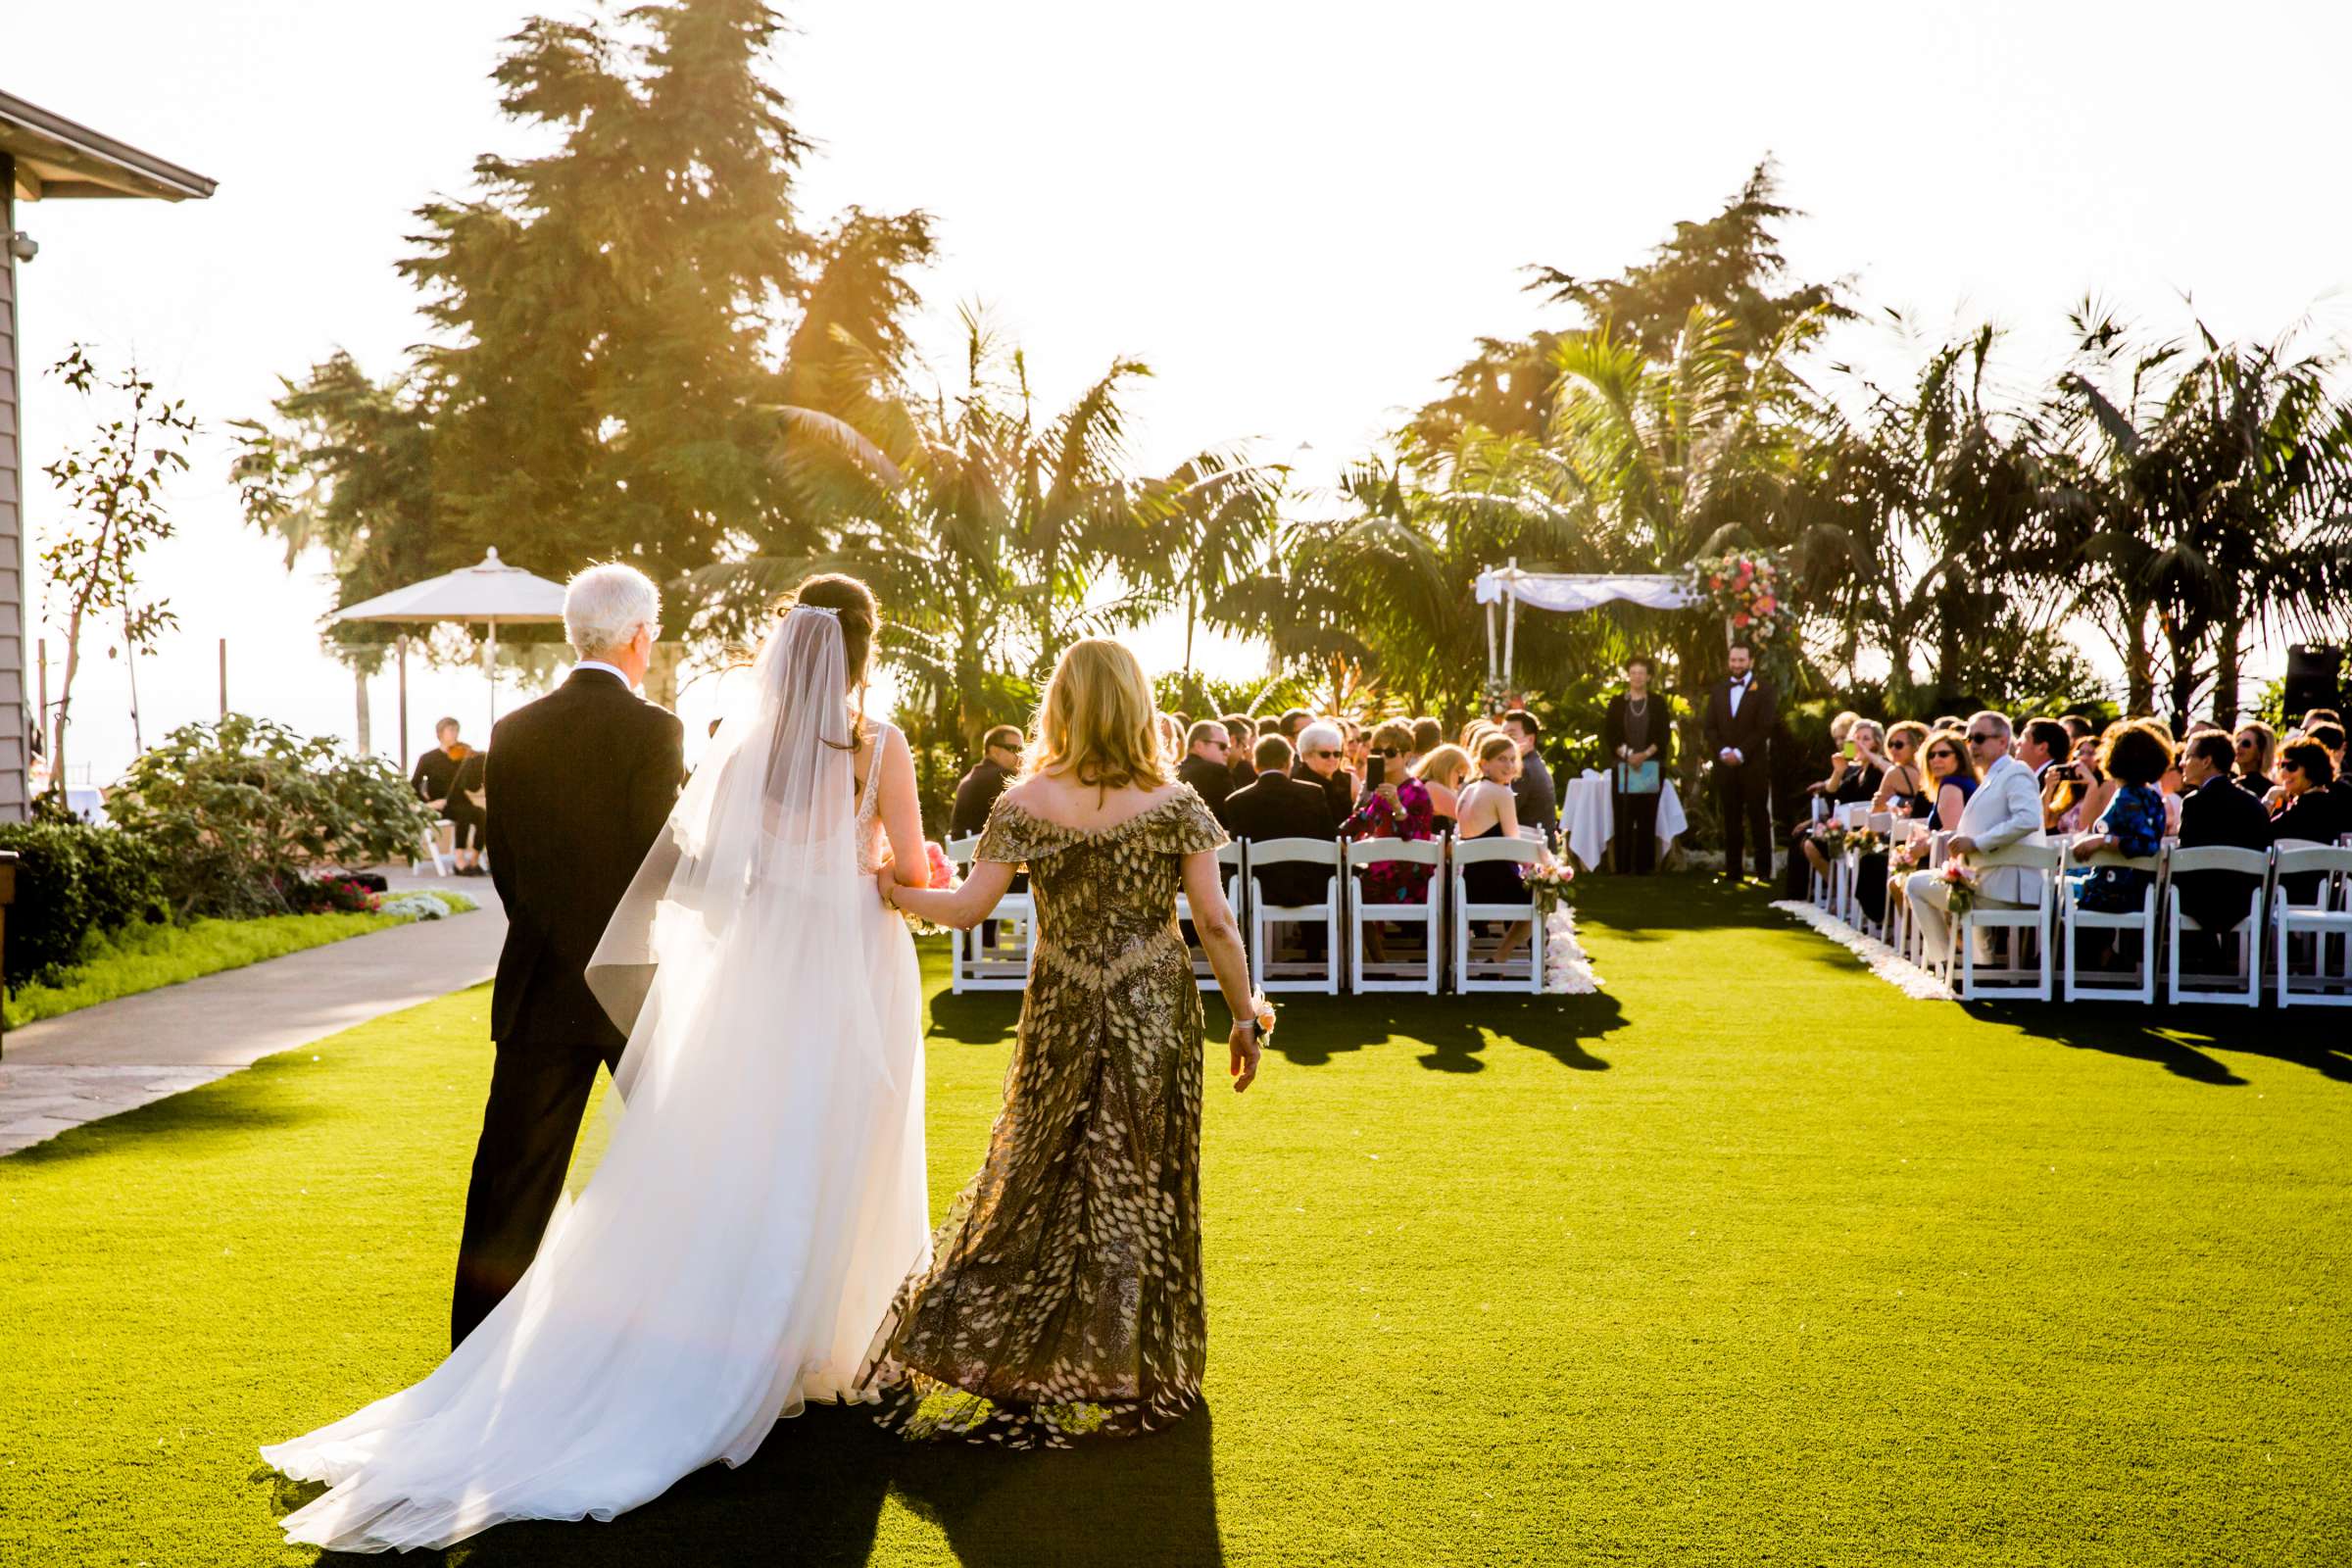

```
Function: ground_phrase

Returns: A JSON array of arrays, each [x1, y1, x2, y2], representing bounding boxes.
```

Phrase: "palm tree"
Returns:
[[1134, 447, 1285, 713]]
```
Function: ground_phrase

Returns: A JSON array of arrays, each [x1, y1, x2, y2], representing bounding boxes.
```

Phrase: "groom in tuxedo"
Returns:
[[454, 564, 686, 1348], [1703, 641, 1777, 882]]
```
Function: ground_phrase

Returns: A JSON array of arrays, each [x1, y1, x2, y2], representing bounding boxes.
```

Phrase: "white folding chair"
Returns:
[[2058, 837, 2160, 1004], [2163, 845, 2269, 1006], [1846, 810, 1895, 940], [415, 820, 455, 877], [947, 833, 1034, 994], [1250, 838, 1342, 995], [1345, 838, 1444, 994], [2273, 844, 2352, 1007], [1175, 841, 1247, 991], [1953, 842, 2061, 1002], [1806, 797, 1833, 909], [1829, 802, 1871, 925], [1451, 836, 1545, 994]]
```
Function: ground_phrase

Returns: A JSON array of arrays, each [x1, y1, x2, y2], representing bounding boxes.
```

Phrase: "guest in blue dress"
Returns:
[[2072, 720, 2175, 913]]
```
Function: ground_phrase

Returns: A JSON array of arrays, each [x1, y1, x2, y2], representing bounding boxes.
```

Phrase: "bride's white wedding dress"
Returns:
[[261, 608, 928, 1552]]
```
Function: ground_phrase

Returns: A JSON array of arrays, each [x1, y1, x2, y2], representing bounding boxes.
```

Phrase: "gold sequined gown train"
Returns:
[[859, 786, 1227, 1446]]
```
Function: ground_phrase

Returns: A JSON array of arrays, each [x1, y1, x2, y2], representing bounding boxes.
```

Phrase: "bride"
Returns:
[[262, 575, 933, 1551]]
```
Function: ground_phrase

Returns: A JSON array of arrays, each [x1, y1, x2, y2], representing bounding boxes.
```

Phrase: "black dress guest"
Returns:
[[2269, 739, 2341, 906], [1228, 737, 1340, 908], [1702, 646, 1777, 881], [2174, 736, 2274, 963], [950, 725, 1024, 840], [1600, 661, 1674, 874], [459, 661, 685, 1348]]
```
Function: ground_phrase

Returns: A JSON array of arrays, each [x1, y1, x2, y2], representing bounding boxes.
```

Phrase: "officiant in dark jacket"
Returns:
[[457, 565, 686, 1350], [1702, 641, 1776, 882], [1601, 656, 1674, 874]]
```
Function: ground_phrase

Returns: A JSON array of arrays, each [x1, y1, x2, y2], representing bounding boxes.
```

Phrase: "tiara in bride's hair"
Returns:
[[793, 604, 841, 618]]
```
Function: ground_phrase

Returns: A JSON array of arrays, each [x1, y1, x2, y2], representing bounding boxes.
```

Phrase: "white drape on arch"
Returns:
[[1475, 565, 1705, 691]]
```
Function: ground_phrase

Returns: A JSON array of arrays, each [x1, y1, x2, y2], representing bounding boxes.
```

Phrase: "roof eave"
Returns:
[[0, 88, 218, 203]]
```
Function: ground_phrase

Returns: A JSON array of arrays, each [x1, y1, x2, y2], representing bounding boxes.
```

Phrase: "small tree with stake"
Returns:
[[39, 345, 194, 790]]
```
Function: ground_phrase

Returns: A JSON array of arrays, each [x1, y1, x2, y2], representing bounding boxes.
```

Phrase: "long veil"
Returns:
[[587, 605, 892, 1110]]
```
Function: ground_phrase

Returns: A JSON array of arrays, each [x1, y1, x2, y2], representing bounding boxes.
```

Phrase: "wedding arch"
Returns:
[[1474, 561, 1703, 694]]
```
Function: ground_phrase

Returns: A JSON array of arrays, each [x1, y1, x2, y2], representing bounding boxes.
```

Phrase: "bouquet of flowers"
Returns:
[[1846, 827, 1887, 858], [1523, 858, 1577, 918], [1813, 823, 1850, 859], [1935, 860, 1982, 916]]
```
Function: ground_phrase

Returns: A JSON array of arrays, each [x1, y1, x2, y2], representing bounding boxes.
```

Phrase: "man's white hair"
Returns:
[[1297, 720, 1344, 755], [1968, 710, 2014, 741], [564, 564, 661, 660]]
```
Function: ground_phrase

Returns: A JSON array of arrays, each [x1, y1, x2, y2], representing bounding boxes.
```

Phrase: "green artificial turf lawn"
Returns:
[[1, 877, 2346, 1566], [3, 894, 478, 1030]]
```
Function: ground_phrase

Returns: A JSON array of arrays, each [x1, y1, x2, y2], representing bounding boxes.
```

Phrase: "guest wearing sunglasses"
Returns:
[[1291, 720, 1355, 826], [2270, 739, 2342, 906], [1177, 719, 1237, 828], [1902, 711, 2044, 963], [2231, 721, 2278, 800], [2175, 729, 2274, 970]]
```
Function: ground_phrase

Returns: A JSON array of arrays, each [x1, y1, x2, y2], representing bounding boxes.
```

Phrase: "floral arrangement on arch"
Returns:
[[1684, 550, 1796, 662]]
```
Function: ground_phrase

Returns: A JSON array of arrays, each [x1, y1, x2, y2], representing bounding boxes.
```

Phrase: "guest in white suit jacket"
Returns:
[[1904, 711, 2048, 960]]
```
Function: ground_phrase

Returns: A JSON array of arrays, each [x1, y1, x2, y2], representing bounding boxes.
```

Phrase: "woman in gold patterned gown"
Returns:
[[864, 638, 1262, 1446]]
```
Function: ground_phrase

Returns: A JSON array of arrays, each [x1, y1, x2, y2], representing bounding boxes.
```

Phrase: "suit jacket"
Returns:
[[1702, 676, 1776, 770], [1177, 754, 1234, 827], [1226, 769, 1338, 907], [949, 758, 1012, 841], [1952, 753, 2048, 904], [486, 669, 686, 1051], [2175, 772, 2274, 932], [1291, 760, 1354, 826], [1600, 693, 1675, 773]]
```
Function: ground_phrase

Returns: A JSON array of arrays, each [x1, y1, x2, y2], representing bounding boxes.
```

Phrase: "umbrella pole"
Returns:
[[397, 635, 410, 771]]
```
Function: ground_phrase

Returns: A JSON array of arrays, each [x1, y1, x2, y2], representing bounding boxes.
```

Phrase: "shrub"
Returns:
[[103, 713, 439, 919], [0, 819, 172, 987], [284, 873, 382, 915]]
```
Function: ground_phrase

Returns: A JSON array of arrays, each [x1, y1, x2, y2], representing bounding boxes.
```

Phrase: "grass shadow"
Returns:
[[925, 988, 1022, 1046], [275, 1401, 1219, 1567], [7, 1063, 319, 1169], [1572, 875, 1782, 941], [1969, 1002, 2352, 1088], [1267, 991, 1624, 1074]]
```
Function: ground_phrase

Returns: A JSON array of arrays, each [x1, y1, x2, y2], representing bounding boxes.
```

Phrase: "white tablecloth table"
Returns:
[[1559, 768, 1684, 871]]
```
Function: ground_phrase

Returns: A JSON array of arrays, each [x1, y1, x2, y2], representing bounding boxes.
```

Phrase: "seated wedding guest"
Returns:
[[1177, 719, 1236, 826], [1415, 745, 1471, 829], [1875, 721, 1931, 818], [1155, 711, 1184, 760], [2061, 713, 2096, 745], [412, 717, 488, 874], [2071, 724, 2127, 832], [1360, 719, 1417, 798], [1342, 724, 1436, 907], [1457, 736, 1535, 964], [2072, 720, 2171, 914], [2270, 738, 2339, 905], [2049, 733, 2105, 832], [1503, 708, 1558, 848], [2232, 720, 2278, 798], [2174, 728, 2274, 967], [1228, 735, 1340, 956], [1222, 713, 1258, 790], [1412, 716, 1444, 762], [1918, 729, 1980, 830], [950, 724, 1025, 840], [1602, 655, 1673, 874], [1902, 712, 2042, 963], [2017, 717, 2071, 828], [2309, 720, 2348, 781], [1797, 717, 1886, 882], [1278, 708, 1313, 742], [1292, 720, 1355, 825]]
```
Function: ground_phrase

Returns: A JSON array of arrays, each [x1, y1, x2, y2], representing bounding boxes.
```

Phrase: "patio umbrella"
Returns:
[[335, 548, 567, 762]]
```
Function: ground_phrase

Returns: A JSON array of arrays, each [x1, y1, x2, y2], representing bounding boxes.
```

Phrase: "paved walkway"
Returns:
[[0, 871, 506, 1156]]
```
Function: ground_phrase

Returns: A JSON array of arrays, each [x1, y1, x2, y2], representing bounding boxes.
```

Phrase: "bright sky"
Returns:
[[13, 0, 2352, 779]]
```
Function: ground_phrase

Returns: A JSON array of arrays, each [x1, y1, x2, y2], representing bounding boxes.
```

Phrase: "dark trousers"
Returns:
[[450, 1034, 623, 1348], [1714, 762, 1772, 880], [446, 804, 486, 853], [1612, 790, 1661, 873]]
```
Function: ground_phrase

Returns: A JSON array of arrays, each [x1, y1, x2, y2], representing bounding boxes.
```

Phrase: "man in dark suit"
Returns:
[[1177, 719, 1237, 826], [1226, 733, 1338, 910], [456, 565, 686, 1348], [2175, 729, 2275, 971], [1702, 641, 1777, 882], [950, 724, 1024, 840], [1503, 709, 1558, 849], [1222, 713, 1258, 792]]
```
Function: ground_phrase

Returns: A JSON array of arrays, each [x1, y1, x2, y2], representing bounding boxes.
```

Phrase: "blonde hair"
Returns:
[[1029, 639, 1173, 793], [1414, 744, 1471, 788]]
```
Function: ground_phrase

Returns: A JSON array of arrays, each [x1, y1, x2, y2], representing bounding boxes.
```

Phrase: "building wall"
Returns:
[[0, 154, 24, 817]]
